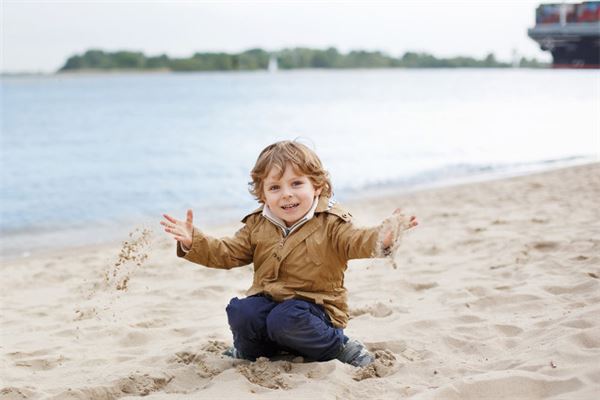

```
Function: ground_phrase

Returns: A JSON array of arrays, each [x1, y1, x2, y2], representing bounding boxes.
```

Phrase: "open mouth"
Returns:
[[281, 203, 299, 210]]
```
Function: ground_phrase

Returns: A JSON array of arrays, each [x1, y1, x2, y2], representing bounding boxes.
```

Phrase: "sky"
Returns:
[[1, 0, 556, 73]]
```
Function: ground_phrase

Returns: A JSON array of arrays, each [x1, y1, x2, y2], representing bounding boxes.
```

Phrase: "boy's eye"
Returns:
[[268, 185, 280, 191], [292, 181, 304, 187]]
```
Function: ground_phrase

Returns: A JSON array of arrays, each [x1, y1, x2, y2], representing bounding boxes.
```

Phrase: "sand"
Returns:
[[1, 163, 599, 399]]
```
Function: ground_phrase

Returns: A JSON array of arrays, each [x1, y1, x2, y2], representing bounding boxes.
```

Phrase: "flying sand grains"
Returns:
[[376, 212, 412, 268], [73, 227, 153, 322], [104, 227, 153, 291]]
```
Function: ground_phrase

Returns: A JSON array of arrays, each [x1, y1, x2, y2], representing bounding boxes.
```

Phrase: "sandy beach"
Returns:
[[1, 163, 599, 400]]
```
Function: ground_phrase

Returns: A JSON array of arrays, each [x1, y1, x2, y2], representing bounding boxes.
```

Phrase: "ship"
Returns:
[[528, 1, 600, 68]]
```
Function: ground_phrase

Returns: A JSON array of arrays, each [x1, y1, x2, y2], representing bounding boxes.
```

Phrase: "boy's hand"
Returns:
[[161, 209, 194, 249], [382, 208, 418, 249]]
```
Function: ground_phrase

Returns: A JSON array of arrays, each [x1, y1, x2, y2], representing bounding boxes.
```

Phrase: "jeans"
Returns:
[[225, 295, 346, 361]]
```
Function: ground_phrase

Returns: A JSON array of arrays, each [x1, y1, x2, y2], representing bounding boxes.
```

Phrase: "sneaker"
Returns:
[[335, 339, 374, 367], [222, 346, 246, 359]]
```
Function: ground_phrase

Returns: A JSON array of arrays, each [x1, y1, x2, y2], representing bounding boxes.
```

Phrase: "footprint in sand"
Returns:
[[171, 351, 224, 378], [494, 324, 524, 337], [367, 340, 407, 354], [438, 374, 583, 399], [531, 218, 549, 224], [114, 374, 173, 396], [454, 314, 485, 324], [530, 241, 559, 251], [131, 318, 169, 328], [52, 373, 173, 399], [200, 340, 229, 354], [349, 302, 394, 319], [169, 341, 233, 379], [7, 350, 67, 372], [237, 357, 295, 390], [569, 330, 600, 349], [560, 319, 594, 329], [118, 331, 151, 347], [410, 282, 439, 291], [543, 280, 598, 295], [0, 387, 37, 399], [13, 355, 67, 371], [304, 362, 337, 379]]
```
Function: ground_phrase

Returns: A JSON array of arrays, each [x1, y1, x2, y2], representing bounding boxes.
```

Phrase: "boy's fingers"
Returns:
[[393, 208, 402, 215], [164, 226, 185, 235], [186, 209, 193, 224], [161, 221, 177, 231], [163, 214, 177, 224]]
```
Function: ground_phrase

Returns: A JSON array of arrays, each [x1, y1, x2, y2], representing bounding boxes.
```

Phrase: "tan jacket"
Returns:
[[177, 196, 381, 328]]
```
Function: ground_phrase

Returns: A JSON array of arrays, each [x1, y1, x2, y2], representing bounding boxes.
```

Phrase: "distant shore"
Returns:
[[2, 65, 548, 77], [55, 47, 549, 73]]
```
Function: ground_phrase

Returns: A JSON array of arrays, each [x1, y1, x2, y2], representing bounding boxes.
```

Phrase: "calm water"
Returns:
[[1, 69, 599, 257]]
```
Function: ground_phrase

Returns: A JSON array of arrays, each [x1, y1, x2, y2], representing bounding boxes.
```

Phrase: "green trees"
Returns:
[[61, 50, 146, 70], [58, 48, 546, 72]]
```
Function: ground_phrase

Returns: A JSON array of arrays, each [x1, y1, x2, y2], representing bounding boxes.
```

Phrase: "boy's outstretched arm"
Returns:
[[160, 209, 254, 269], [161, 209, 194, 249], [332, 208, 418, 260]]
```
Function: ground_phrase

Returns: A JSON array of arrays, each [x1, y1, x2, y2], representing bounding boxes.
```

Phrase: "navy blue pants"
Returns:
[[226, 295, 346, 361]]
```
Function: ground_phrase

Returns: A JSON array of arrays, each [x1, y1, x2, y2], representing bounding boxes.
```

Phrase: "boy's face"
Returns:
[[263, 163, 322, 227]]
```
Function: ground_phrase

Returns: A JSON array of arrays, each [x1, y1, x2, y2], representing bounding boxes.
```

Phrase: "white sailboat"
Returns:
[[268, 55, 278, 73]]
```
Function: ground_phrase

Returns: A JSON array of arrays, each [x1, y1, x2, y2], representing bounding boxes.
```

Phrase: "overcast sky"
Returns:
[[2, 0, 555, 73]]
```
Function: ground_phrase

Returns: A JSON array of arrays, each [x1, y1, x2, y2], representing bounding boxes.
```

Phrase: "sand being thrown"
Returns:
[[376, 211, 412, 268], [74, 227, 153, 321], [103, 227, 153, 291]]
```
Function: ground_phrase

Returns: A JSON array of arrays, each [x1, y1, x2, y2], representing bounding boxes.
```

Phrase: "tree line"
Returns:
[[59, 48, 548, 72]]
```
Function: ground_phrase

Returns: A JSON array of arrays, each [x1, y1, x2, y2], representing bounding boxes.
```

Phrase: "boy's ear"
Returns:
[[315, 187, 323, 197]]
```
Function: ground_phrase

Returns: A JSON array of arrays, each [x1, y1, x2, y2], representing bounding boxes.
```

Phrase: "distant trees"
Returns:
[[518, 57, 548, 68], [62, 50, 148, 70], [59, 48, 548, 72]]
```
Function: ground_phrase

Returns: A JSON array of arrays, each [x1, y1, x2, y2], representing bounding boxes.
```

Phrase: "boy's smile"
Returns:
[[263, 163, 322, 227]]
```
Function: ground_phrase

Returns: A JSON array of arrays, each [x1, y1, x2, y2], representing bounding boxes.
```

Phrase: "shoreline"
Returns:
[[342, 156, 597, 205], [3, 65, 571, 78], [2, 159, 596, 264], [2, 161, 599, 399]]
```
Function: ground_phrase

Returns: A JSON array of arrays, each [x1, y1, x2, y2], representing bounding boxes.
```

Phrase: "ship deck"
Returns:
[[528, 21, 600, 38]]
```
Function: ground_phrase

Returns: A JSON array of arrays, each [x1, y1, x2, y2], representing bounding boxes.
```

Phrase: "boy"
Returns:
[[161, 140, 417, 367]]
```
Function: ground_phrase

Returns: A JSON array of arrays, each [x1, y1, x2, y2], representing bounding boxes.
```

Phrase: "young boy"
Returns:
[[161, 140, 417, 367]]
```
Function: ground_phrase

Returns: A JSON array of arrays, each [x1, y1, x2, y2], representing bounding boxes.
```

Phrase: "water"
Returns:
[[1, 69, 599, 258]]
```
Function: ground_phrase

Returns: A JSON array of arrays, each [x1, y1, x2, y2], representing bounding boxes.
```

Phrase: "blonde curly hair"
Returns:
[[249, 140, 332, 203]]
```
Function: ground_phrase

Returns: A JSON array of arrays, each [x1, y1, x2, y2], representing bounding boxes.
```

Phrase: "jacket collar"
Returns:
[[241, 195, 336, 224], [262, 196, 320, 237], [315, 195, 336, 213]]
